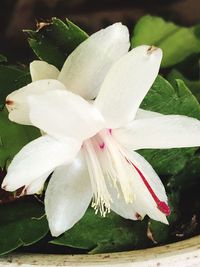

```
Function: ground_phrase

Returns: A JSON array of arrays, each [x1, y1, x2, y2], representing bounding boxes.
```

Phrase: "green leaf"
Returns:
[[139, 76, 200, 175], [148, 220, 170, 244], [25, 18, 88, 69], [0, 55, 7, 63], [50, 209, 150, 253], [131, 15, 200, 68], [139, 148, 195, 176], [0, 65, 31, 109], [142, 76, 200, 118], [44, 18, 88, 55], [168, 155, 200, 190], [167, 69, 200, 102], [28, 38, 64, 70], [0, 199, 49, 255], [0, 109, 40, 168]]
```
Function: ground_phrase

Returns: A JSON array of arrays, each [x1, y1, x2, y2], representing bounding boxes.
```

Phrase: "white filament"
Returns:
[[83, 139, 112, 216]]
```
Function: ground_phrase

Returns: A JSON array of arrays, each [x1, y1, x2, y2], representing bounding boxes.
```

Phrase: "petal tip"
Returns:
[[162, 216, 169, 225], [147, 46, 159, 54], [5, 99, 14, 107], [1, 181, 13, 192], [109, 22, 124, 29], [146, 45, 163, 59], [30, 60, 40, 66], [104, 22, 129, 40], [50, 225, 65, 237], [1, 183, 7, 190]]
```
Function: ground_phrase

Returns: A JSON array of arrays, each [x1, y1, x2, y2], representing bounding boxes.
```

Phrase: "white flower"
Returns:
[[2, 23, 200, 237]]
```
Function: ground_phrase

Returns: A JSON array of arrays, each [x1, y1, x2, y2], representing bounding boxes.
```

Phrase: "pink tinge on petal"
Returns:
[[108, 129, 112, 135], [127, 158, 171, 216]]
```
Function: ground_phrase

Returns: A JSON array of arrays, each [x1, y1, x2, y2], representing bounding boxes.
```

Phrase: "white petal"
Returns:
[[95, 45, 162, 128], [2, 135, 81, 192], [114, 115, 200, 150], [25, 171, 51, 195], [107, 182, 138, 220], [117, 150, 169, 224], [45, 153, 92, 237], [29, 90, 105, 141], [6, 79, 66, 125], [135, 109, 163, 119], [30, 60, 60, 82], [58, 23, 130, 100]]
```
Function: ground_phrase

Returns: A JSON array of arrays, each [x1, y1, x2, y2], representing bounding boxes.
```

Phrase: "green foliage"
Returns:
[[148, 220, 170, 244], [131, 16, 200, 68], [167, 69, 200, 102], [142, 76, 200, 119], [168, 155, 200, 190], [25, 18, 88, 69], [51, 209, 150, 253], [139, 76, 200, 175], [0, 199, 49, 255], [0, 109, 40, 169]]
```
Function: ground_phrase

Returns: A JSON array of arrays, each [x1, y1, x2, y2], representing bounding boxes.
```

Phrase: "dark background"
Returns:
[[0, 0, 200, 64]]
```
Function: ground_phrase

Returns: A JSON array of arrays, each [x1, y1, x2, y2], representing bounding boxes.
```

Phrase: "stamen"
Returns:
[[83, 139, 112, 217], [127, 159, 170, 216], [99, 132, 135, 204]]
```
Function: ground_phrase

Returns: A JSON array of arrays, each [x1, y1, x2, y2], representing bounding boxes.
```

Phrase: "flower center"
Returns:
[[83, 128, 170, 218]]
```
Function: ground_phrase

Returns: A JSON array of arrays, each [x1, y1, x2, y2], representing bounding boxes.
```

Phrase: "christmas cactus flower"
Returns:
[[2, 23, 200, 237]]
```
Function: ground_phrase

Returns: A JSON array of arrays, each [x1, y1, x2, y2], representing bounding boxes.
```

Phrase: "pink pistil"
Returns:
[[99, 142, 105, 149], [127, 159, 171, 216], [108, 129, 112, 135]]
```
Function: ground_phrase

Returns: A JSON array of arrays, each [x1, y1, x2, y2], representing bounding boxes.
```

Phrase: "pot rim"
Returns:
[[0, 235, 200, 267]]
